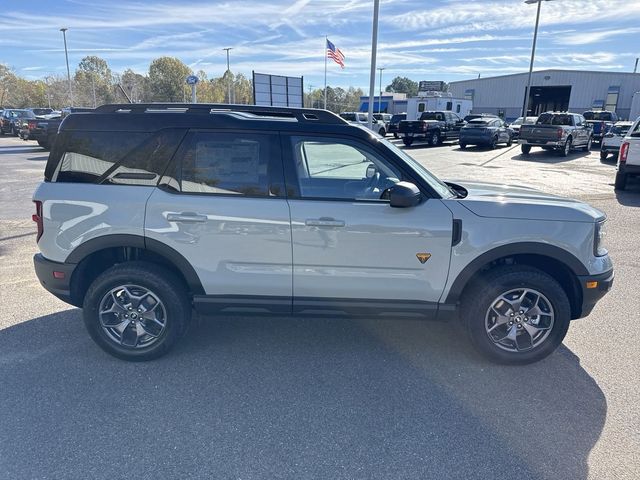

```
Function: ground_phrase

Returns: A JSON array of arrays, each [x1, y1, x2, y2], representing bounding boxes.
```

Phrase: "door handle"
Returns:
[[305, 217, 345, 228], [166, 212, 208, 223]]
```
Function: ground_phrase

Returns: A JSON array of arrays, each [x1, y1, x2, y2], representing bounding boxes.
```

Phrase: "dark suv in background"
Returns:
[[388, 113, 406, 138]]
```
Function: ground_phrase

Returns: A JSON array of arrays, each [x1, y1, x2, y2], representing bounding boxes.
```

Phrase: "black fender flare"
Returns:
[[444, 242, 588, 304], [66, 234, 205, 295]]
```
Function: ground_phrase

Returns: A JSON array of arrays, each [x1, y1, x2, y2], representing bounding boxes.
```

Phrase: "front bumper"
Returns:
[[33, 254, 77, 305], [576, 269, 614, 318]]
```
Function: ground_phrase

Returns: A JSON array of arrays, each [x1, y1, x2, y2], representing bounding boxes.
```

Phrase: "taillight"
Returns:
[[619, 142, 630, 164], [28, 120, 36, 130], [32, 201, 43, 242], [557, 127, 563, 139]]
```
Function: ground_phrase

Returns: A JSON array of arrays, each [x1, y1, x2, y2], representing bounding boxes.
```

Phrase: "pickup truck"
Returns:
[[19, 107, 93, 150], [583, 110, 618, 144], [519, 112, 593, 157], [398, 111, 464, 147], [19, 116, 61, 149], [614, 116, 640, 190]]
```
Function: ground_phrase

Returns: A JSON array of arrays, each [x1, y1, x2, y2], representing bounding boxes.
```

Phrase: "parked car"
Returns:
[[32, 103, 613, 364], [614, 117, 640, 190], [459, 118, 513, 149], [388, 113, 406, 138], [0, 109, 36, 136], [600, 121, 633, 161], [508, 116, 538, 139], [340, 111, 386, 136], [519, 112, 593, 156], [373, 113, 392, 132], [398, 111, 465, 147], [583, 111, 618, 145]]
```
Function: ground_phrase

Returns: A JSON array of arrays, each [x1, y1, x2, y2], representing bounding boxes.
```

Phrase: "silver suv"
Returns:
[[33, 104, 614, 363]]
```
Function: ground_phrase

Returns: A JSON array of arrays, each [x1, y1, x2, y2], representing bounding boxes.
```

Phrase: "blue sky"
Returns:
[[2, 0, 640, 90]]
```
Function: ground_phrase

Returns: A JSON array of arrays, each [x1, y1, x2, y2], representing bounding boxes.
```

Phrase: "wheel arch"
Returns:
[[66, 234, 204, 306], [445, 243, 587, 319]]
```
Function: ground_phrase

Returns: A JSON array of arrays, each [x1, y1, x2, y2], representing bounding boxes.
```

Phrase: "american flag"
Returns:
[[327, 39, 345, 69]]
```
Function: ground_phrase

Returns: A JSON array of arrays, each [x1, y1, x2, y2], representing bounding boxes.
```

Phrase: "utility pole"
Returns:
[[91, 74, 97, 107], [223, 47, 233, 104], [366, 0, 380, 131], [60, 28, 74, 106], [377, 67, 385, 114], [522, 0, 552, 117]]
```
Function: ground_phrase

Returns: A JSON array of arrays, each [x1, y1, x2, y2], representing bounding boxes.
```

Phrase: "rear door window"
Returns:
[[178, 131, 283, 197]]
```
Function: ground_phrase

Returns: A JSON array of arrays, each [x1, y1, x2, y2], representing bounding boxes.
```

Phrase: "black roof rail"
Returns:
[[93, 103, 347, 125]]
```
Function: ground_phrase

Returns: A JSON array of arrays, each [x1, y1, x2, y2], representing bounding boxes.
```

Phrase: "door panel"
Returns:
[[289, 199, 453, 303], [145, 130, 292, 303], [283, 134, 453, 308]]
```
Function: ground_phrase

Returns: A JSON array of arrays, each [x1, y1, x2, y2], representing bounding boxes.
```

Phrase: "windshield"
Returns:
[[13, 110, 36, 119], [610, 124, 631, 135], [340, 113, 357, 121], [31, 108, 53, 116], [378, 137, 456, 199], [584, 112, 613, 121], [465, 119, 490, 126], [537, 113, 572, 126], [420, 112, 443, 121]]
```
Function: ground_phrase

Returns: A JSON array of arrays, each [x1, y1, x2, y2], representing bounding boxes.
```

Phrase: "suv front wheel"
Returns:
[[462, 266, 570, 364], [83, 262, 191, 361]]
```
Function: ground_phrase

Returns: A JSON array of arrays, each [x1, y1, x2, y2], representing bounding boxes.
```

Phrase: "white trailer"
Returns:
[[406, 92, 473, 121]]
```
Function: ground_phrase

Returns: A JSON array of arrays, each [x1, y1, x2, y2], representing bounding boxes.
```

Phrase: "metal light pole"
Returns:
[[377, 67, 385, 114], [522, 0, 552, 118], [223, 47, 233, 104], [60, 28, 74, 107], [366, 0, 380, 131]]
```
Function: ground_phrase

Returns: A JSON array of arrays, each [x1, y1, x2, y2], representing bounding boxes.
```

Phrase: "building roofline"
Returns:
[[450, 69, 640, 85]]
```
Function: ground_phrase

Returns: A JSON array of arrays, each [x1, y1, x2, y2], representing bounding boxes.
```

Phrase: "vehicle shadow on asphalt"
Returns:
[[26, 154, 48, 161], [0, 310, 606, 479], [512, 151, 591, 164], [615, 183, 640, 205], [0, 146, 45, 155]]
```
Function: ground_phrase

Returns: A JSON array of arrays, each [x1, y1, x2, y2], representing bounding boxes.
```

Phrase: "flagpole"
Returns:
[[323, 35, 328, 110]]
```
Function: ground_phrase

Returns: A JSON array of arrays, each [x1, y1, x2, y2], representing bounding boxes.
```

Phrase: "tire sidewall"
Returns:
[[83, 264, 189, 361], [464, 268, 571, 364]]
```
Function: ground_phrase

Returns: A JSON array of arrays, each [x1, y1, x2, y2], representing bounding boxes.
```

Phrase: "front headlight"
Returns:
[[594, 220, 607, 257]]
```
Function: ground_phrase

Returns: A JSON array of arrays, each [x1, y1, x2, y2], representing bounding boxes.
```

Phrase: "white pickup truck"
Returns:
[[340, 112, 386, 136], [615, 117, 640, 190]]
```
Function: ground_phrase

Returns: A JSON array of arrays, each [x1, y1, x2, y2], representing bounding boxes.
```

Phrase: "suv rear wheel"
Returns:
[[83, 262, 191, 361], [462, 266, 570, 364], [521, 144, 531, 155]]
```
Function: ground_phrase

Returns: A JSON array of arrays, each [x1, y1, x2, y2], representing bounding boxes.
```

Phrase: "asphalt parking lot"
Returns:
[[0, 134, 638, 479]]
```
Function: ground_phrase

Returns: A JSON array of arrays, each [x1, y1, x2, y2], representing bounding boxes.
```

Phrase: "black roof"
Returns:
[[60, 103, 357, 136]]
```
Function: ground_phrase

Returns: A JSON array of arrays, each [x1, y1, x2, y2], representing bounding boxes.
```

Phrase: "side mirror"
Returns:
[[389, 181, 421, 208], [365, 164, 377, 179]]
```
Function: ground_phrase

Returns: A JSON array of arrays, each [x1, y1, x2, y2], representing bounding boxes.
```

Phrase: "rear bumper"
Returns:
[[601, 144, 620, 154], [618, 164, 640, 175], [576, 269, 614, 319], [460, 135, 492, 145], [519, 139, 564, 148], [33, 254, 76, 305]]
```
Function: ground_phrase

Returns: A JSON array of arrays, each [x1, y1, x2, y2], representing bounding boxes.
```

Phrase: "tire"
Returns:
[[378, 128, 386, 137], [507, 135, 513, 147], [37, 140, 50, 150], [82, 261, 191, 361], [428, 131, 440, 146], [521, 144, 531, 155], [402, 137, 413, 147], [461, 265, 571, 365], [614, 172, 627, 191], [393, 133, 399, 139], [600, 150, 608, 161], [11, 126, 18, 136], [490, 136, 498, 150], [460, 143, 466, 150], [583, 136, 592, 152], [560, 137, 572, 157]]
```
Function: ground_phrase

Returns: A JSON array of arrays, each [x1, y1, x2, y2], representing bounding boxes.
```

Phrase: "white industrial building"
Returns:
[[448, 69, 640, 122]]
